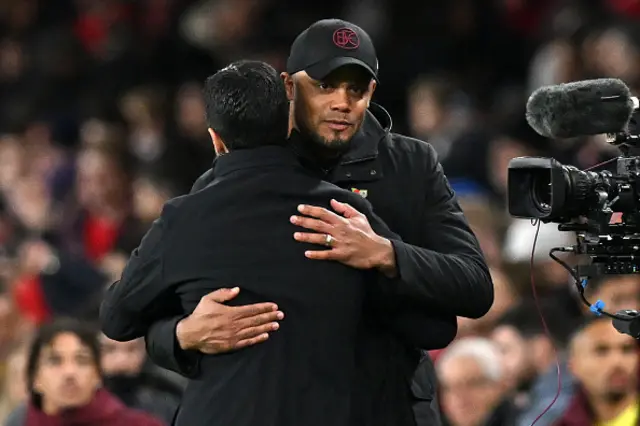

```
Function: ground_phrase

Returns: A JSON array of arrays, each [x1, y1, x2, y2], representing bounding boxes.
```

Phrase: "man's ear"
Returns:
[[367, 79, 377, 107], [281, 72, 294, 101], [209, 128, 228, 155]]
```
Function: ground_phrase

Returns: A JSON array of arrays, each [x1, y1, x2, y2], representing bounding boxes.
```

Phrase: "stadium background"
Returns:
[[1, 0, 640, 425]]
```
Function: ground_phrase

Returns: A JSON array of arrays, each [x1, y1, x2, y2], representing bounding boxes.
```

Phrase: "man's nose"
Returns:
[[330, 88, 351, 112]]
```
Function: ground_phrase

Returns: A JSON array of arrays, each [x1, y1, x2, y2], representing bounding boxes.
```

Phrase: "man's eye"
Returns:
[[318, 83, 330, 90]]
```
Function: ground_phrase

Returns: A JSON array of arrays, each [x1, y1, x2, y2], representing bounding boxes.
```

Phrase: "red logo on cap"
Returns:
[[333, 28, 359, 50]]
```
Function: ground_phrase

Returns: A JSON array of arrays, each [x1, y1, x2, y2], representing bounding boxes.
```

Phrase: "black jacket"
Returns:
[[100, 145, 458, 426], [145, 104, 492, 425]]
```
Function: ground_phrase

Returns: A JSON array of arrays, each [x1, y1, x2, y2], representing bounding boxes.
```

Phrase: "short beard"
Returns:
[[603, 391, 627, 404], [294, 102, 352, 159]]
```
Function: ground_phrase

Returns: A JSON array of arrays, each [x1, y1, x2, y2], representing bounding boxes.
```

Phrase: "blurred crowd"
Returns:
[[2, 0, 640, 425]]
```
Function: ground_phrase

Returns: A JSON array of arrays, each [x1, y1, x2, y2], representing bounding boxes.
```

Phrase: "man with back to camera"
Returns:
[[100, 60, 457, 426], [141, 19, 494, 426]]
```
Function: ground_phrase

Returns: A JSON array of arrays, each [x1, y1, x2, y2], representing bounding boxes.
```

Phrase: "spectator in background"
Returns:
[[406, 74, 470, 162], [443, 110, 551, 205], [100, 335, 181, 424], [502, 220, 577, 296], [60, 144, 142, 261], [491, 301, 579, 426], [456, 196, 506, 269], [554, 317, 639, 426], [5, 318, 164, 426], [0, 343, 29, 424], [457, 268, 520, 339], [437, 337, 515, 426], [580, 275, 640, 315]]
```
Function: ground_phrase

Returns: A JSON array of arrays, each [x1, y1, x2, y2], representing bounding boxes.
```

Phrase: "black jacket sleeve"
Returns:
[[388, 142, 493, 319], [143, 169, 215, 376], [145, 316, 202, 378], [100, 204, 182, 341], [345, 193, 457, 350]]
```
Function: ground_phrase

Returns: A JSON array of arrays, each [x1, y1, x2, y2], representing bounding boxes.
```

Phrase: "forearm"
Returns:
[[387, 240, 493, 319], [145, 316, 202, 378]]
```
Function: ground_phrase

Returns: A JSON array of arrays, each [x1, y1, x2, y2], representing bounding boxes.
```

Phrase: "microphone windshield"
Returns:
[[526, 78, 635, 139]]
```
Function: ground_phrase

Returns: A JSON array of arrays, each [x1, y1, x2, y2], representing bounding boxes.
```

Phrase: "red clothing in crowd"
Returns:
[[83, 215, 121, 262], [12, 275, 50, 324], [25, 388, 165, 426]]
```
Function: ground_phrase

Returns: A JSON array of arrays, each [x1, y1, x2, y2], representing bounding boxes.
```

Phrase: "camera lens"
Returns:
[[532, 173, 552, 213]]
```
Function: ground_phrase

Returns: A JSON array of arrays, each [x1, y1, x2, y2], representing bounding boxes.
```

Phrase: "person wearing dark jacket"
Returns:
[[101, 60, 456, 426], [142, 19, 493, 426], [5, 318, 164, 426]]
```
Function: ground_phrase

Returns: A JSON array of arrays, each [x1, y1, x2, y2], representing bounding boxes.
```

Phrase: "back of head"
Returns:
[[437, 337, 503, 381], [495, 299, 578, 350], [204, 60, 289, 151]]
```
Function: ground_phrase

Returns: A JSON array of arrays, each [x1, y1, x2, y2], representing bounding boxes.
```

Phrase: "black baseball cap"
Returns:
[[286, 19, 379, 82]]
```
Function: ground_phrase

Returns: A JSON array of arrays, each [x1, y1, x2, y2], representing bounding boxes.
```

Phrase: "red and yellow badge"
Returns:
[[351, 188, 368, 198]]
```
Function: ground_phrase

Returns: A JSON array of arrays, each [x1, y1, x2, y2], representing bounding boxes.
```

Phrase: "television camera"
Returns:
[[507, 78, 640, 337]]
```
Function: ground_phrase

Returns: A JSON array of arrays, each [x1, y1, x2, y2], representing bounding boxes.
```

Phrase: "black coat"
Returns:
[[100, 145, 459, 426], [135, 103, 492, 426]]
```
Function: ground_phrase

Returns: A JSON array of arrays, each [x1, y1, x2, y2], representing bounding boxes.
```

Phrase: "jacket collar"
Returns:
[[213, 145, 301, 178], [339, 102, 392, 165]]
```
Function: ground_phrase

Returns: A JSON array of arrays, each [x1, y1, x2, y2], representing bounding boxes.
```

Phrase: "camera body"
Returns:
[[507, 132, 640, 279]]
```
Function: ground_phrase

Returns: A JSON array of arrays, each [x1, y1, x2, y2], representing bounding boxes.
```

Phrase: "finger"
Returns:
[[305, 249, 343, 260], [237, 310, 284, 329], [234, 333, 270, 349], [294, 232, 336, 247], [206, 287, 240, 303], [236, 322, 280, 341], [290, 215, 333, 234], [330, 199, 363, 219], [231, 302, 279, 320], [297, 204, 344, 225]]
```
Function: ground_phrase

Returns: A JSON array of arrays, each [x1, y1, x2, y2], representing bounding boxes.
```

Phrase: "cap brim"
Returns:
[[306, 57, 378, 82]]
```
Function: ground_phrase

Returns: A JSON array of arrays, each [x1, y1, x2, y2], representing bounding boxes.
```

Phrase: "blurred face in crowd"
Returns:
[[458, 269, 518, 337], [76, 149, 124, 211], [490, 325, 534, 390], [100, 335, 146, 377], [0, 135, 24, 190], [5, 347, 28, 406], [569, 319, 638, 403], [408, 83, 446, 137], [439, 355, 505, 426], [587, 276, 640, 313], [489, 137, 531, 196], [283, 65, 376, 153], [33, 332, 101, 414], [132, 177, 170, 223], [176, 83, 207, 135]]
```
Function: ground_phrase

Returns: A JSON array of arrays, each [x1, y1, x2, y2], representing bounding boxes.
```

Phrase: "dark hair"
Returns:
[[203, 60, 289, 150], [26, 318, 102, 406], [496, 299, 579, 349], [568, 315, 612, 348]]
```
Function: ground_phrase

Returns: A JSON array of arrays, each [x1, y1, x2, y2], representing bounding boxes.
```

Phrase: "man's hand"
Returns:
[[291, 199, 397, 276], [176, 287, 284, 354]]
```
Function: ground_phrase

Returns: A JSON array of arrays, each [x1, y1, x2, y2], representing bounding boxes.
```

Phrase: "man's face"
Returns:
[[283, 65, 376, 153], [439, 356, 505, 426], [570, 320, 638, 402], [33, 332, 101, 413], [100, 335, 146, 377], [490, 325, 534, 390], [590, 276, 640, 313]]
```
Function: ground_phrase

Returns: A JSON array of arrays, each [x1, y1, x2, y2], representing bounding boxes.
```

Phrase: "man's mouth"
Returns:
[[325, 120, 352, 131]]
